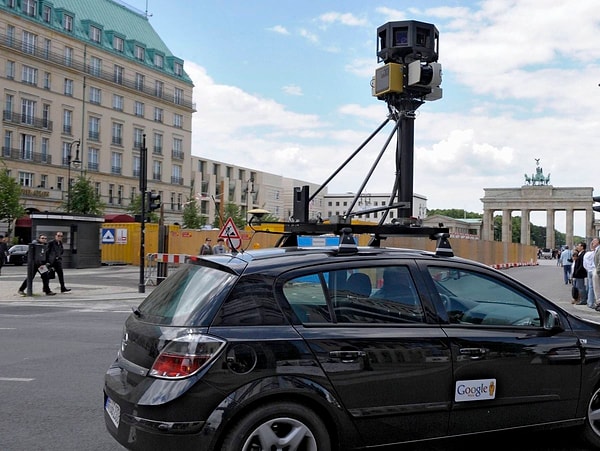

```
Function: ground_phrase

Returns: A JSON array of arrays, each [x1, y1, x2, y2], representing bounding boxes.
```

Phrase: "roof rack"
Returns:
[[264, 221, 452, 257]]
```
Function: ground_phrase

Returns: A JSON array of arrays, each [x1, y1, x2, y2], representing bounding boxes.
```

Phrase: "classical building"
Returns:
[[0, 0, 194, 224]]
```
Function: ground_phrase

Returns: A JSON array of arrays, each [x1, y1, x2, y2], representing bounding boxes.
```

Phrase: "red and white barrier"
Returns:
[[148, 253, 189, 264]]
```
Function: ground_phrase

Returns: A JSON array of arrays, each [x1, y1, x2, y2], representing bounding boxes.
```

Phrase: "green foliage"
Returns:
[[427, 209, 482, 219], [212, 203, 246, 229], [127, 193, 158, 223], [0, 167, 25, 236], [182, 198, 206, 229], [66, 173, 105, 215]]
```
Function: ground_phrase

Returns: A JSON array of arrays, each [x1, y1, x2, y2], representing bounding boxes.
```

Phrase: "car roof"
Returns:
[[191, 245, 485, 276]]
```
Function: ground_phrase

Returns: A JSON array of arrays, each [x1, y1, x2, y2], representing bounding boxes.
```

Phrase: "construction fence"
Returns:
[[101, 223, 538, 270]]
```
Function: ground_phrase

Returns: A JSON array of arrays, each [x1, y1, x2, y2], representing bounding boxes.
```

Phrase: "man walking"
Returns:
[[47, 231, 71, 293], [559, 245, 573, 284], [0, 235, 7, 275], [584, 239, 599, 308], [18, 234, 54, 296]]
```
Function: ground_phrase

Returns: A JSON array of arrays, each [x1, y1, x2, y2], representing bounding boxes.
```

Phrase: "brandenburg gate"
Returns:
[[481, 161, 597, 248]]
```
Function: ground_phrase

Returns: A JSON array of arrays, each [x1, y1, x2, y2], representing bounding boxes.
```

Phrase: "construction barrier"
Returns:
[[145, 253, 189, 285]]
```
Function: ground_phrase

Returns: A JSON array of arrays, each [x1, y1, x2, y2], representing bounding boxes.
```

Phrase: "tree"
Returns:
[[213, 202, 246, 229], [427, 208, 482, 219], [127, 193, 158, 223], [66, 173, 105, 215], [0, 167, 25, 237], [182, 198, 206, 229]]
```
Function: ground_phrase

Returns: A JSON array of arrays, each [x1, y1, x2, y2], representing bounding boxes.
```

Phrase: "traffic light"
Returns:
[[146, 191, 161, 212], [593, 196, 600, 213]]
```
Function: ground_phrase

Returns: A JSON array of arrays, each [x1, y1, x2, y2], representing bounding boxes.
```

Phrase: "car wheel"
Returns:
[[583, 386, 600, 447], [220, 402, 331, 451]]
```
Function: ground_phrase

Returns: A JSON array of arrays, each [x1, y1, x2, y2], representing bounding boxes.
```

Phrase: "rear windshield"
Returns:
[[136, 264, 237, 326]]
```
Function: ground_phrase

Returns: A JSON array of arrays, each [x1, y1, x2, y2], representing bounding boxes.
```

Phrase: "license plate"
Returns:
[[105, 396, 121, 428]]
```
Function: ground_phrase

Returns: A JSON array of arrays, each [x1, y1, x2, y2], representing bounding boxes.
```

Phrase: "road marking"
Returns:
[[0, 377, 34, 382], [0, 328, 16, 330]]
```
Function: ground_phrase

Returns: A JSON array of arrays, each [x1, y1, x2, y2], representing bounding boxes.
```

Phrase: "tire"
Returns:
[[583, 386, 600, 448], [220, 402, 331, 451]]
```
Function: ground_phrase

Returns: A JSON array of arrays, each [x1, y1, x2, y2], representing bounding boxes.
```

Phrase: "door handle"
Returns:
[[459, 348, 487, 360], [329, 350, 366, 363]]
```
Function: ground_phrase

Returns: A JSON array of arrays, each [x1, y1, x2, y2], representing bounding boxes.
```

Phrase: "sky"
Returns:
[[124, 0, 600, 234]]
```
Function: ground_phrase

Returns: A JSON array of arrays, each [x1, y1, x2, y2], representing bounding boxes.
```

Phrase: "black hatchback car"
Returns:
[[104, 232, 600, 451]]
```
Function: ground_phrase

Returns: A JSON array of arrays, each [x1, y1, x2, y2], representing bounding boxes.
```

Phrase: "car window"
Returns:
[[428, 266, 541, 327], [283, 266, 424, 324]]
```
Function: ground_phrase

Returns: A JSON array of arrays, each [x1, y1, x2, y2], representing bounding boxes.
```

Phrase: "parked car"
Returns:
[[540, 248, 553, 259], [104, 229, 600, 451], [7, 244, 28, 265]]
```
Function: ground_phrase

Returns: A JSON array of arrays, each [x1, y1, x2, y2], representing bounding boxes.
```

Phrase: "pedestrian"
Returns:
[[0, 235, 8, 276], [584, 238, 599, 308], [18, 234, 54, 296], [213, 238, 227, 254], [594, 242, 600, 311], [572, 241, 588, 305], [558, 245, 573, 285], [47, 231, 71, 293], [200, 238, 213, 255]]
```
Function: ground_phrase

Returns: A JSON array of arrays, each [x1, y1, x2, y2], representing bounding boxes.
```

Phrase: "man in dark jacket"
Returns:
[[47, 231, 71, 293], [0, 235, 7, 275], [18, 234, 54, 296], [572, 241, 588, 305]]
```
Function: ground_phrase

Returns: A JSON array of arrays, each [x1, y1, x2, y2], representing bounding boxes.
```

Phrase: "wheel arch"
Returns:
[[205, 375, 362, 451]]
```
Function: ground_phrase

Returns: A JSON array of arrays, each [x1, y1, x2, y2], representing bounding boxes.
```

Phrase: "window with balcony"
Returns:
[[63, 110, 72, 134], [152, 160, 162, 181], [133, 128, 144, 148], [88, 147, 99, 171], [153, 133, 162, 155], [111, 152, 122, 175], [174, 88, 183, 105], [22, 31, 37, 55], [172, 138, 183, 159], [89, 57, 102, 76], [21, 99, 35, 125], [133, 155, 140, 177], [64, 46, 73, 66], [114, 65, 123, 84], [43, 72, 51, 90], [21, 135, 35, 160], [155, 80, 163, 97], [112, 122, 123, 146], [135, 73, 144, 91], [154, 107, 163, 123], [89, 117, 100, 141]]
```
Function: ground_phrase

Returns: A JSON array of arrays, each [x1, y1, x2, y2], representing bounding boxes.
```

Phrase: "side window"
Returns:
[[427, 266, 540, 326], [283, 266, 424, 324]]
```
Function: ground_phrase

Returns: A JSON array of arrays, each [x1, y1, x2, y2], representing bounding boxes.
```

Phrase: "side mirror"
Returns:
[[543, 310, 563, 332]]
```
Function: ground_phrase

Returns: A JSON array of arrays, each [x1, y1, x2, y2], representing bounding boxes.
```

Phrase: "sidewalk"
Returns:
[[0, 265, 154, 302]]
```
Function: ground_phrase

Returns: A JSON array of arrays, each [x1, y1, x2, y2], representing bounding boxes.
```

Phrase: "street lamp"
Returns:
[[66, 139, 81, 213]]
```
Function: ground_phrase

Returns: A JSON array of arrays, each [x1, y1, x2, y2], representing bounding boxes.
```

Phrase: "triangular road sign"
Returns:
[[218, 217, 242, 249]]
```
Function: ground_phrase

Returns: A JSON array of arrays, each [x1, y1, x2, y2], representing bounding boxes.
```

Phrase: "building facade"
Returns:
[[0, 0, 194, 224], [324, 192, 428, 223]]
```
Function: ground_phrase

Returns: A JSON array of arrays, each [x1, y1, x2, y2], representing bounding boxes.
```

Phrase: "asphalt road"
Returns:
[[0, 260, 597, 451]]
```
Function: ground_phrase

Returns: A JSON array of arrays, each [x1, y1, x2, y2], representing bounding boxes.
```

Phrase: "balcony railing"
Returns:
[[89, 131, 100, 141], [112, 136, 123, 146], [111, 166, 122, 175], [172, 150, 184, 160], [2, 146, 52, 164], [0, 32, 196, 111], [171, 176, 184, 185], [87, 162, 99, 172], [3, 110, 52, 131], [152, 146, 162, 155], [152, 173, 161, 181]]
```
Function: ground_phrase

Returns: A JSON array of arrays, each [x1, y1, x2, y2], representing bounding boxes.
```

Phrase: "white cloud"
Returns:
[[317, 12, 369, 27], [282, 85, 303, 96], [267, 25, 290, 35]]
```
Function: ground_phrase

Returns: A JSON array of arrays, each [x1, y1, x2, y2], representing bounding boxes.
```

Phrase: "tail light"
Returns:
[[149, 334, 226, 379]]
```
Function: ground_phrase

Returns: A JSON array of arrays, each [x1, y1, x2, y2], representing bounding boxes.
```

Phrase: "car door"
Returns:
[[280, 261, 452, 447], [420, 262, 582, 435]]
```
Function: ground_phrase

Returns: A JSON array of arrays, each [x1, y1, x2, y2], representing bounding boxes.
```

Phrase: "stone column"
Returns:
[[520, 209, 530, 245], [587, 209, 595, 242], [482, 209, 493, 241], [546, 209, 555, 249], [565, 208, 574, 247], [502, 209, 512, 243]]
